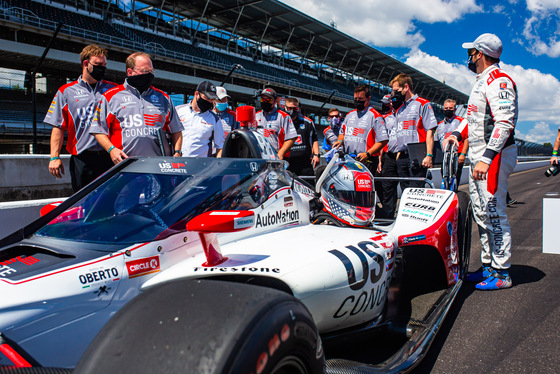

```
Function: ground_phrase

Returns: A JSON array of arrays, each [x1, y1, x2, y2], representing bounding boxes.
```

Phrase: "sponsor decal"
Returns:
[[294, 135, 302, 144], [0, 265, 16, 277], [150, 95, 160, 103], [193, 266, 280, 273], [498, 91, 509, 99], [79, 267, 120, 286], [0, 255, 40, 267], [94, 285, 111, 297], [402, 234, 426, 244], [250, 162, 259, 172], [293, 181, 315, 198], [329, 240, 388, 318], [447, 221, 453, 236], [122, 95, 132, 103], [126, 256, 160, 278], [404, 202, 436, 211], [158, 162, 188, 174], [144, 113, 163, 126], [402, 120, 415, 129], [284, 196, 294, 207], [255, 209, 299, 228], [500, 82, 507, 90], [354, 172, 372, 192], [233, 216, 255, 230], [499, 106, 511, 110], [467, 104, 478, 115], [487, 197, 505, 254], [299, 124, 305, 130]]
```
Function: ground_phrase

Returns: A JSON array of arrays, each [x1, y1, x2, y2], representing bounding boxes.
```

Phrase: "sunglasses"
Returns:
[[468, 48, 479, 57], [328, 115, 339, 119], [260, 96, 274, 103]]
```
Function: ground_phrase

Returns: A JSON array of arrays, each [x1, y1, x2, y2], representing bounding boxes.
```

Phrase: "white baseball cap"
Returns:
[[462, 33, 503, 59], [216, 86, 230, 100]]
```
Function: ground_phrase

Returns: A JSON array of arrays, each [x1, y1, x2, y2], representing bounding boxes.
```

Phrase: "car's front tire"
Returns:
[[75, 279, 324, 374]]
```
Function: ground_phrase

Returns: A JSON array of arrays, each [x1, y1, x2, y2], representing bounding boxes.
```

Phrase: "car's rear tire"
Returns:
[[456, 191, 472, 280], [75, 279, 324, 374]]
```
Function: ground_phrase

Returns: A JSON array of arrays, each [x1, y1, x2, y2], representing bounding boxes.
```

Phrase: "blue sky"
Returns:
[[282, 0, 560, 144]]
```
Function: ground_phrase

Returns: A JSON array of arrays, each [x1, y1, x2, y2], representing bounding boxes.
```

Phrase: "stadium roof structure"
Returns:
[[136, 0, 469, 105]]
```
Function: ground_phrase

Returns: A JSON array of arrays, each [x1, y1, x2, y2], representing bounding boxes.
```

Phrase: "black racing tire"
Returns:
[[75, 279, 324, 374], [456, 191, 472, 280]]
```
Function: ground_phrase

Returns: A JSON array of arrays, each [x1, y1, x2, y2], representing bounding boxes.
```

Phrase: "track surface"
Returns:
[[412, 166, 560, 373]]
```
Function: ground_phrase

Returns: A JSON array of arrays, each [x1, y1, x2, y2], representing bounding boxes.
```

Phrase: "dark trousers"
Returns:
[[379, 153, 427, 218], [362, 157, 384, 205], [70, 150, 114, 192]]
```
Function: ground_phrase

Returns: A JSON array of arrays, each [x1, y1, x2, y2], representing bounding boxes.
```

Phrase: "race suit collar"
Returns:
[[477, 63, 500, 79], [77, 75, 97, 93]]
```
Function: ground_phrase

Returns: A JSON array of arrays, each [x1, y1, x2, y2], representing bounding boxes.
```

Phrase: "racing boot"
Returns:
[[466, 264, 492, 283], [475, 269, 512, 291]]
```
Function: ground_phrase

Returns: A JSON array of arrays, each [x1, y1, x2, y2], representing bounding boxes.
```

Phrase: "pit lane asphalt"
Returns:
[[411, 165, 560, 373]]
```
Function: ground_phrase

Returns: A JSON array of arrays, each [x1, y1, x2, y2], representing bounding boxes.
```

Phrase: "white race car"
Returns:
[[0, 129, 471, 374]]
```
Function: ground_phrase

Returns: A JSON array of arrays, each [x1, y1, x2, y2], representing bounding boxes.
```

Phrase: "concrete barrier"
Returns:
[[0, 155, 72, 202]]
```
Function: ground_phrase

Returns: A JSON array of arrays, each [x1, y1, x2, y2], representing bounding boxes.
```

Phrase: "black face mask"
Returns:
[[88, 64, 106, 81], [467, 55, 478, 73], [261, 102, 274, 112], [391, 91, 405, 109], [354, 100, 367, 111], [443, 109, 455, 119], [381, 104, 392, 114], [196, 96, 213, 113], [127, 73, 154, 93]]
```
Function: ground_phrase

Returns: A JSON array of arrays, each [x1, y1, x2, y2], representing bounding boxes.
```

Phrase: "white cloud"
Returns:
[[521, 0, 560, 57], [515, 121, 557, 143], [404, 50, 474, 94], [404, 51, 560, 124], [281, 0, 481, 50]]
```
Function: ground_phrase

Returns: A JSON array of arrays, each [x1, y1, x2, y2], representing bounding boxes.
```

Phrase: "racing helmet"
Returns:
[[320, 156, 376, 226]]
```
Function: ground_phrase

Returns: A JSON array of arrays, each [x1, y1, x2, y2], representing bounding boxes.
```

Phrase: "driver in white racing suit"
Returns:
[[446, 33, 517, 290]]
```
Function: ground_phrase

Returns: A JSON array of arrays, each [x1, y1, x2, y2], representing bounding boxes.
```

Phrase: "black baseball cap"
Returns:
[[196, 80, 218, 100]]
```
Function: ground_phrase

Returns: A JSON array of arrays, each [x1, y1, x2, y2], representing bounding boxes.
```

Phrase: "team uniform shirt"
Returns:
[[383, 112, 398, 153], [255, 108, 297, 152], [44, 76, 118, 154], [393, 95, 438, 152], [90, 81, 183, 157], [341, 106, 388, 156], [178, 103, 225, 157], [215, 108, 239, 136], [452, 63, 517, 166], [285, 115, 318, 159], [436, 115, 467, 151]]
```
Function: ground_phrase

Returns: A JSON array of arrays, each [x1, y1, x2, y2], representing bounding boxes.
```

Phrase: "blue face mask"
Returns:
[[216, 102, 228, 112]]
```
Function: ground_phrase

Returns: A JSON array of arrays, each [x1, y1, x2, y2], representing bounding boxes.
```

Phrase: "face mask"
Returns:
[[467, 55, 478, 73], [354, 100, 366, 111], [216, 102, 228, 112], [261, 102, 273, 112], [88, 64, 106, 81], [196, 96, 213, 113], [391, 91, 405, 109], [443, 109, 455, 119], [381, 104, 392, 114], [127, 73, 154, 93]]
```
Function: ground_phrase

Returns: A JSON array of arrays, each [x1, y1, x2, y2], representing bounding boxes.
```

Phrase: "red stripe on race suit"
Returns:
[[107, 112, 123, 150], [487, 152, 501, 195]]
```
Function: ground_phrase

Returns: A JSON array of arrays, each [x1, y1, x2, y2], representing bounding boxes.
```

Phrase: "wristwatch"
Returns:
[[174, 150, 182, 156], [312, 154, 320, 158]]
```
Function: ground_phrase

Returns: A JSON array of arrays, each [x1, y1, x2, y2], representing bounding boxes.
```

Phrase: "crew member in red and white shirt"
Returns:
[[436, 98, 469, 183], [255, 87, 297, 159], [332, 85, 388, 177], [45, 44, 118, 192], [390, 73, 438, 188], [90, 52, 183, 164]]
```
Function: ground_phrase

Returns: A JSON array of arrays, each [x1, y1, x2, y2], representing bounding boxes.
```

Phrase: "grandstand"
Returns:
[[2, 0, 547, 157]]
